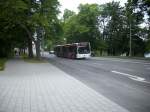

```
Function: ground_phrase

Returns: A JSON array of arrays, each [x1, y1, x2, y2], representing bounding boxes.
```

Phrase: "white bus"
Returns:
[[54, 42, 91, 59]]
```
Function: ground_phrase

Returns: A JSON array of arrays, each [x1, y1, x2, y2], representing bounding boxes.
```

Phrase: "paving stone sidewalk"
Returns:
[[0, 59, 129, 112]]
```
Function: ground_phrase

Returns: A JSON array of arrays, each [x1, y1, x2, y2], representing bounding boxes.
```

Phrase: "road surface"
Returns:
[[44, 54, 150, 112]]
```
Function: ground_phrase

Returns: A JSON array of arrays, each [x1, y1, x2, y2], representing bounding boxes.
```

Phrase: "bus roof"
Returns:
[[55, 42, 89, 47]]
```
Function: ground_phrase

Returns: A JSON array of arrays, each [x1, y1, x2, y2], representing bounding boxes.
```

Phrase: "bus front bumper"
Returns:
[[76, 54, 91, 59]]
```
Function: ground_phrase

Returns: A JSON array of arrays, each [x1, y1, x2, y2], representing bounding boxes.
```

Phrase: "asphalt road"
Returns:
[[44, 54, 150, 112]]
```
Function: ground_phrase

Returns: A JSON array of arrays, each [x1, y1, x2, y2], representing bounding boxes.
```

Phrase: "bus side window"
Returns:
[[70, 46, 73, 53]]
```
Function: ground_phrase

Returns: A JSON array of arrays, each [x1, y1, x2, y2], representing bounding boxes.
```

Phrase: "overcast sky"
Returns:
[[59, 0, 127, 15]]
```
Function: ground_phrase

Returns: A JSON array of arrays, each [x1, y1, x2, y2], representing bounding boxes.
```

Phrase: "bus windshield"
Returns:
[[78, 46, 90, 54]]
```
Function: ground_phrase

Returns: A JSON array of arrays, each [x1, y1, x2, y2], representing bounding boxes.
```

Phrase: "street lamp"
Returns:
[[42, 28, 45, 57], [129, 21, 132, 56], [129, 0, 133, 57]]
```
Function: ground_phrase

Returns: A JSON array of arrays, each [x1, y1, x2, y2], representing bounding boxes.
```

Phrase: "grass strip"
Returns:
[[21, 54, 47, 63], [0, 58, 7, 71]]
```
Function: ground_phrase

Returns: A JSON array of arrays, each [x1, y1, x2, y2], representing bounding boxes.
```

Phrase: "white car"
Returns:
[[49, 51, 54, 54], [144, 53, 150, 58]]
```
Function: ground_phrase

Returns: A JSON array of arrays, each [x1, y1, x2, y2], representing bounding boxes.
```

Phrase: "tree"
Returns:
[[136, 0, 150, 53], [63, 9, 75, 22], [125, 0, 148, 56], [101, 2, 126, 55], [0, 0, 60, 58], [62, 4, 107, 54], [0, 0, 29, 57]]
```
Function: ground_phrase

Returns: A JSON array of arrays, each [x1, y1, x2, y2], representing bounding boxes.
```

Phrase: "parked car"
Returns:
[[49, 51, 54, 54], [144, 52, 150, 58]]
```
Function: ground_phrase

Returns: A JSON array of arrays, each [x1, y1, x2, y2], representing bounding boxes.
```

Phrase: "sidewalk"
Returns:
[[0, 59, 129, 112]]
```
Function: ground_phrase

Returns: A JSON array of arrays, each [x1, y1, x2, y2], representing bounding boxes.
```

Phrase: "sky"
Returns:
[[58, 0, 127, 15]]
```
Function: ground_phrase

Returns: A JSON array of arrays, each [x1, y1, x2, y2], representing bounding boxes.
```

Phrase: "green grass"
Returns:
[[21, 53, 28, 59], [21, 53, 47, 63], [0, 58, 7, 71], [23, 58, 47, 63]]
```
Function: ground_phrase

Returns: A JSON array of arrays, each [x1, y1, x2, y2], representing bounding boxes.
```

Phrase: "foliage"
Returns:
[[0, 0, 59, 58], [145, 39, 150, 52], [60, 1, 148, 57], [62, 4, 106, 52], [63, 9, 75, 22]]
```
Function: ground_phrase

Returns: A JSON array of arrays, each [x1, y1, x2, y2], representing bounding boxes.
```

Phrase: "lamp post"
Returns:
[[129, 21, 132, 56], [129, 0, 132, 57], [42, 28, 45, 57]]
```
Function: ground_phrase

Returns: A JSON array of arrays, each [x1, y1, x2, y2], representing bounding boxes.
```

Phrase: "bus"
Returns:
[[54, 42, 91, 59]]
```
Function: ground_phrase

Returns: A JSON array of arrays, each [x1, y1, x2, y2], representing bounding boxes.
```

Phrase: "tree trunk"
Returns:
[[17, 22, 35, 58], [28, 38, 33, 58], [35, 37, 41, 59], [23, 48, 25, 54]]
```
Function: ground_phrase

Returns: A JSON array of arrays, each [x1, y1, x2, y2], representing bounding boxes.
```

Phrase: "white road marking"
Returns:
[[111, 71, 150, 84]]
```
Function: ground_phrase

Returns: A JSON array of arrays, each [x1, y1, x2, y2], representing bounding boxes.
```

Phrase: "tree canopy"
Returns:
[[0, 0, 59, 58], [61, 0, 150, 56]]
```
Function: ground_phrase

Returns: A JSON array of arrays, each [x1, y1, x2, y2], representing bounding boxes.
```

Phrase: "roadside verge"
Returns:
[[0, 58, 7, 71]]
